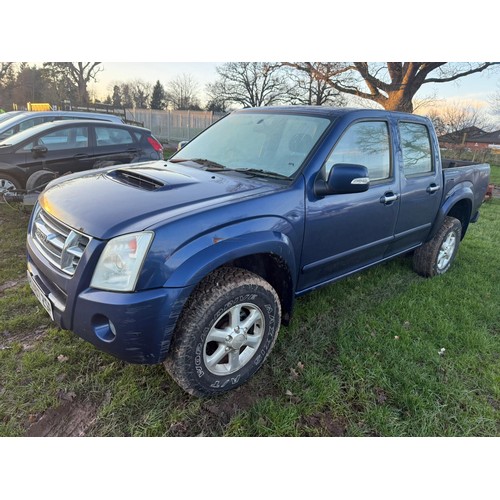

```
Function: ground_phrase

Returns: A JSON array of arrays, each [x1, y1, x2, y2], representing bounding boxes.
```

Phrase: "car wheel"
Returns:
[[26, 170, 56, 193], [0, 174, 22, 193], [413, 216, 462, 277], [164, 267, 281, 397]]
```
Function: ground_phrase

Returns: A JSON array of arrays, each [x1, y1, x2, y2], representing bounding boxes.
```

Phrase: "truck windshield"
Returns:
[[170, 111, 331, 178]]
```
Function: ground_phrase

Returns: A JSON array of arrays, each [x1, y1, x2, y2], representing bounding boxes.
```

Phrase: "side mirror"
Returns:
[[315, 163, 370, 197], [177, 140, 189, 151], [31, 145, 48, 158]]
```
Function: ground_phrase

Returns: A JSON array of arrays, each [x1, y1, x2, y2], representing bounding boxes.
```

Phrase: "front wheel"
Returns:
[[164, 267, 281, 397], [0, 174, 22, 193], [413, 216, 462, 277]]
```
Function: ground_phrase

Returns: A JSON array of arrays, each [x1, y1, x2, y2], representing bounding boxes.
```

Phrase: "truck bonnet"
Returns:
[[38, 161, 280, 240]]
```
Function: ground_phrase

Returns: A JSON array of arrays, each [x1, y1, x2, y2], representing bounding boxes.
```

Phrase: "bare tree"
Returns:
[[284, 63, 347, 106], [205, 81, 231, 112], [211, 62, 291, 108], [166, 74, 201, 110], [43, 62, 103, 105], [130, 79, 152, 109], [285, 62, 498, 113], [488, 83, 500, 118], [426, 101, 492, 142]]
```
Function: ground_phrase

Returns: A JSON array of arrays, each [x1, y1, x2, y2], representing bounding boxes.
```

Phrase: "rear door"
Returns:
[[91, 124, 142, 166], [386, 120, 442, 256]]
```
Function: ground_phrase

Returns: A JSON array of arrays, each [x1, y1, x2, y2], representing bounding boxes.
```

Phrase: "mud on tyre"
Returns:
[[164, 267, 281, 397], [413, 216, 462, 277]]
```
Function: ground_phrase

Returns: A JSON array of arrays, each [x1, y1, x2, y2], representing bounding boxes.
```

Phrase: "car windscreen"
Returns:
[[170, 111, 331, 178]]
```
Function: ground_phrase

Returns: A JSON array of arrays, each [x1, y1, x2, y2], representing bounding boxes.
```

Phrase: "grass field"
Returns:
[[0, 189, 498, 437]]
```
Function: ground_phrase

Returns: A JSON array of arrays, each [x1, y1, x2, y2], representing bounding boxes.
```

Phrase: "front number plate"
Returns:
[[27, 271, 54, 320]]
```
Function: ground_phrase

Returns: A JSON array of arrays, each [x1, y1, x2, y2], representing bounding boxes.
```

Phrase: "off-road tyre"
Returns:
[[413, 216, 462, 277], [26, 170, 56, 193], [164, 267, 281, 397]]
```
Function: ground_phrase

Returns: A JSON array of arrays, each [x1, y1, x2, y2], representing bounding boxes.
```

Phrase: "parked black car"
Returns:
[[0, 120, 164, 192]]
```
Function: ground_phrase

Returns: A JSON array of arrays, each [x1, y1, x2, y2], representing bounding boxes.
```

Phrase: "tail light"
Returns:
[[147, 136, 163, 153]]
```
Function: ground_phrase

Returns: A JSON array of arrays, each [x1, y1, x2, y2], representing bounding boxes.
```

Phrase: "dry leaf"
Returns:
[[57, 354, 69, 362]]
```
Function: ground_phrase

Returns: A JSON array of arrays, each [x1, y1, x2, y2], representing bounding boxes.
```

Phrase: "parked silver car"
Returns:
[[0, 110, 123, 141]]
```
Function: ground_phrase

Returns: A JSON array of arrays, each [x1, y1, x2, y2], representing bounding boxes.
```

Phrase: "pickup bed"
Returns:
[[26, 107, 490, 396]]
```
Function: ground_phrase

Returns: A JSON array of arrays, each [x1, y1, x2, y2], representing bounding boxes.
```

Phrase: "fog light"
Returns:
[[92, 314, 117, 343]]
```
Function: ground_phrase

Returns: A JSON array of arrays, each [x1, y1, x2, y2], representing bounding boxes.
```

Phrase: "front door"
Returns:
[[21, 124, 93, 179], [299, 120, 399, 292]]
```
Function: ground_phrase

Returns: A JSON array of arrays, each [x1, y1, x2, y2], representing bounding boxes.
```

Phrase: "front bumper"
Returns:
[[27, 232, 194, 364]]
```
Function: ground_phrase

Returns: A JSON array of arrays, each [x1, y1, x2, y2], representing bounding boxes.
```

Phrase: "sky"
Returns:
[[87, 62, 500, 125], [91, 61, 499, 102]]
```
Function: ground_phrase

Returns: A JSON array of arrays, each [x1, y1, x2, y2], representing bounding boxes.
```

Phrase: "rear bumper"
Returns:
[[27, 235, 194, 364]]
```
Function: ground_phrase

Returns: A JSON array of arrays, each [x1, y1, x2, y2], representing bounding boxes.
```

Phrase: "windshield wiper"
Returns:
[[169, 157, 227, 170], [169, 158, 290, 180], [228, 168, 290, 180]]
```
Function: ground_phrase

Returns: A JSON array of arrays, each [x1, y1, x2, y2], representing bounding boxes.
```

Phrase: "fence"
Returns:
[[124, 109, 226, 144]]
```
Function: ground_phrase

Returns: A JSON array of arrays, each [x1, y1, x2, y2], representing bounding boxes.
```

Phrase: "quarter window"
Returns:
[[96, 127, 134, 146], [399, 122, 433, 176], [325, 121, 391, 181]]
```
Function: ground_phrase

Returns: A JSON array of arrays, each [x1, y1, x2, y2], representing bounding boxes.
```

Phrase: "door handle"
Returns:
[[73, 153, 89, 160], [427, 184, 440, 194], [380, 192, 399, 204]]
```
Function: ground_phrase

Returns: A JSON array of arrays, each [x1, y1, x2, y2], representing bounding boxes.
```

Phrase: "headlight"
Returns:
[[90, 232, 154, 292]]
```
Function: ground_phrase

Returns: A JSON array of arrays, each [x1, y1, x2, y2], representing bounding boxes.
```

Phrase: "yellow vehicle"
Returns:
[[27, 103, 53, 111]]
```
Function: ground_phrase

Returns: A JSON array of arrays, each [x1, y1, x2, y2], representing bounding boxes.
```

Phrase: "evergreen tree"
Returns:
[[150, 80, 166, 110]]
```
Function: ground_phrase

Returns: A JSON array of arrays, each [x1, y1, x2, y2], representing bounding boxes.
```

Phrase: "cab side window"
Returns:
[[325, 121, 391, 181], [399, 122, 433, 176]]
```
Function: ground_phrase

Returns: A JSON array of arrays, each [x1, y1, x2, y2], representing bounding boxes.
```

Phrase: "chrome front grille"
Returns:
[[32, 205, 91, 276]]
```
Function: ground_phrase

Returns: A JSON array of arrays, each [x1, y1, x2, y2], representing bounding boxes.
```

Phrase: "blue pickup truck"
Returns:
[[26, 107, 490, 396]]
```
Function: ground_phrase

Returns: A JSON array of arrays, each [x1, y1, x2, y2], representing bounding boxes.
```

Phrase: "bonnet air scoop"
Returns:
[[106, 168, 165, 191]]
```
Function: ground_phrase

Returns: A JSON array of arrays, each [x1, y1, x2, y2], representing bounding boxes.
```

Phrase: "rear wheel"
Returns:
[[164, 267, 281, 397], [413, 216, 462, 277], [26, 170, 56, 192]]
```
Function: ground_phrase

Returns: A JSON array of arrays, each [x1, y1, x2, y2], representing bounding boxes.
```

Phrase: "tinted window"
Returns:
[[2, 117, 46, 137], [18, 117, 47, 132], [399, 122, 433, 176], [325, 121, 391, 181], [21, 126, 89, 151], [96, 126, 134, 146]]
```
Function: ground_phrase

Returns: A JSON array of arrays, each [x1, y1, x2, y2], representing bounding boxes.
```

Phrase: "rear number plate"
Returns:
[[27, 271, 54, 320]]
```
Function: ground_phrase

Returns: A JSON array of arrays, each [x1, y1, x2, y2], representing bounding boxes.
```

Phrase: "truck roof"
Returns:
[[235, 105, 421, 121]]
